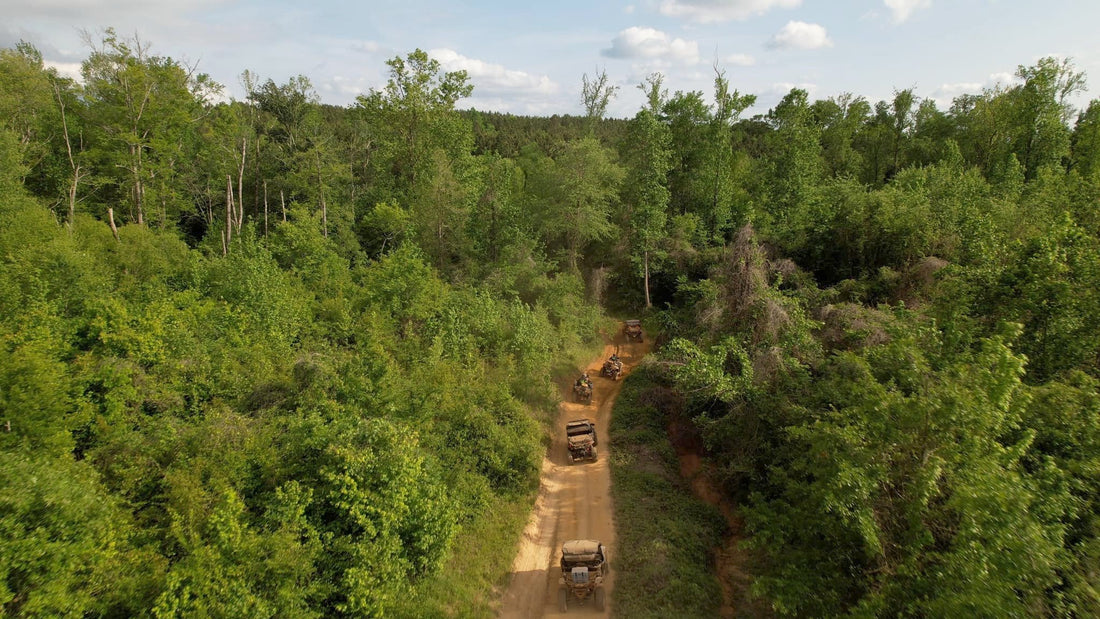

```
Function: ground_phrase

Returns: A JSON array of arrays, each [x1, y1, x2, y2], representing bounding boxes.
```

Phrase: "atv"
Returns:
[[600, 355, 622, 381], [573, 379, 593, 403]]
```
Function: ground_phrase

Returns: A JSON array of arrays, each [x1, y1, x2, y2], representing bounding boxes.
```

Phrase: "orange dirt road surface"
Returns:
[[498, 335, 650, 618]]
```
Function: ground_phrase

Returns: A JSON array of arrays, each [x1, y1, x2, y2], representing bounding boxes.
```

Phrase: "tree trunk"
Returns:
[[317, 156, 328, 237], [644, 249, 652, 308], [237, 137, 247, 229], [134, 144, 145, 225], [281, 189, 287, 222], [53, 81, 83, 228], [320, 183, 328, 238], [263, 180, 269, 236], [225, 174, 233, 255], [68, 169, 81, 226], [107, 207, 120, 241]]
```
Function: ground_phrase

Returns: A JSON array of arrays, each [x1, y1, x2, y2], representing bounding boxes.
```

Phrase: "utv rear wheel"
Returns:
[[558, 588, 568, 612], [594, 587, 605, 611]]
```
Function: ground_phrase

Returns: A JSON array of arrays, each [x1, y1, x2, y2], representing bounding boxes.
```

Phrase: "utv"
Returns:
[[623, 319, 643, 342], [558, 539, 609, 612], [565, 419, 598, 463]]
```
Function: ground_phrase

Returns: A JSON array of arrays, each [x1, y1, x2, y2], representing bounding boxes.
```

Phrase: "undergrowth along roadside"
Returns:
[[609, 365, 726, 618], [396, 332, 612, 617], [391, 495, 533, 618]]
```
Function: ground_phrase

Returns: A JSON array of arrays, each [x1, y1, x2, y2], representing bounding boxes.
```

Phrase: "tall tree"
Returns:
[[766, 88, 822, 228], [81, 29, 219, 227], [354, 49, 473, 204], [622, 73, 673, 307], [410, 148, 470, 271], [532, 137, 624, 271], [581, 68, 619, 130], [812, 93, 869, 179], [1071, 99, 1100, 179], [706, 67, 755, 238], [1012, 56, 1086, 180]]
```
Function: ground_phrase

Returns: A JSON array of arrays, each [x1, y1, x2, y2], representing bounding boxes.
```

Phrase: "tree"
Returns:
[[663, 89, 711, 220], [766, 88, 823, 229], [706, 67, 755, 238], [532, 136, 624, 271], [81, 29, 219, 227], [581, 68, 619, 129], [354, 49, 473, 204], [1071, 100, 1100, 178], [622, 74, 673, 307], [1012, 56, 1086, 180], [0, 43, 69, 207], [888, 88, 916, 178], [812, 93, 868, 179], [410, 148, 470, 271]]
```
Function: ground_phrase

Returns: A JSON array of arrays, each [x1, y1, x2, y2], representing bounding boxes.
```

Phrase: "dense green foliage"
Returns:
[[5, 28, 1100, 616], [647, 58, 1100, 611], [0, 38, 611, 617]]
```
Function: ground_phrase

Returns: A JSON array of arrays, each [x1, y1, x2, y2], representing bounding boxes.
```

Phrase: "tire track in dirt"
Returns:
[[498, 336, 649, 618]]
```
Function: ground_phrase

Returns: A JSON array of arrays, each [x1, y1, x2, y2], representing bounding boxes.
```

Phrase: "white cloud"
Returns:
[[659, 0, 801, 23], [767, 81, 816, 96], [724, 53, 756, 66], [767, 21, 832, 50], [601, 27, 700, 65], [884, 0, 931, 24], [625, 4, 636, 14], [929, 71, 1023, 107], [932, 82, 983, 100], [43, 60, 82, 81], [320, 75, 366, 97], [428, 48, 558, 97]]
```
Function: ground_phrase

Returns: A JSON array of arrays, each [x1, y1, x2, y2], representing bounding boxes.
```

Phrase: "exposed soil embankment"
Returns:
[[668, 413, 771, 618]]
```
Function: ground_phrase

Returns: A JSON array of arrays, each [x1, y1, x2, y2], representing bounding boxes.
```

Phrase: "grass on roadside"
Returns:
[[609, 365, 727, 618]]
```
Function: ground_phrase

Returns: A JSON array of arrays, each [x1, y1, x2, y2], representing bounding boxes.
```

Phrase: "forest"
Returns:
[[2, 28, 1100, 617]]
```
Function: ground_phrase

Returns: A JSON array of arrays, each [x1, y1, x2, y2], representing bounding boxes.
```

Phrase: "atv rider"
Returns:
[[576, 372, 592, 389]]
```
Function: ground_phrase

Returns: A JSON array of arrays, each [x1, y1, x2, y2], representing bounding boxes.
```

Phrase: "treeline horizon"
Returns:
[[3, 28, 1100, 617]]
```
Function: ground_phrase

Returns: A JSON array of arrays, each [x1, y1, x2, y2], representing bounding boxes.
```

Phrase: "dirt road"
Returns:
[[498, 337, 648, 618]]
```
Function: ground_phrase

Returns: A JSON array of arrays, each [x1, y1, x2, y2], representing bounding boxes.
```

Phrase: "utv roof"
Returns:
[[624, 319, 641, 326], [562, 539, 602, 557], [566, 419, 593, 427]]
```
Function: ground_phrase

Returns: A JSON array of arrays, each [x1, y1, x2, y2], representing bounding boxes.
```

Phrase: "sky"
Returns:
[[4, 0, 1100, 119]]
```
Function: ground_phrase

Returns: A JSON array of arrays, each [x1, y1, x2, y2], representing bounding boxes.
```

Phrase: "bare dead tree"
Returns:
[[52, 80, 87, 228]]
